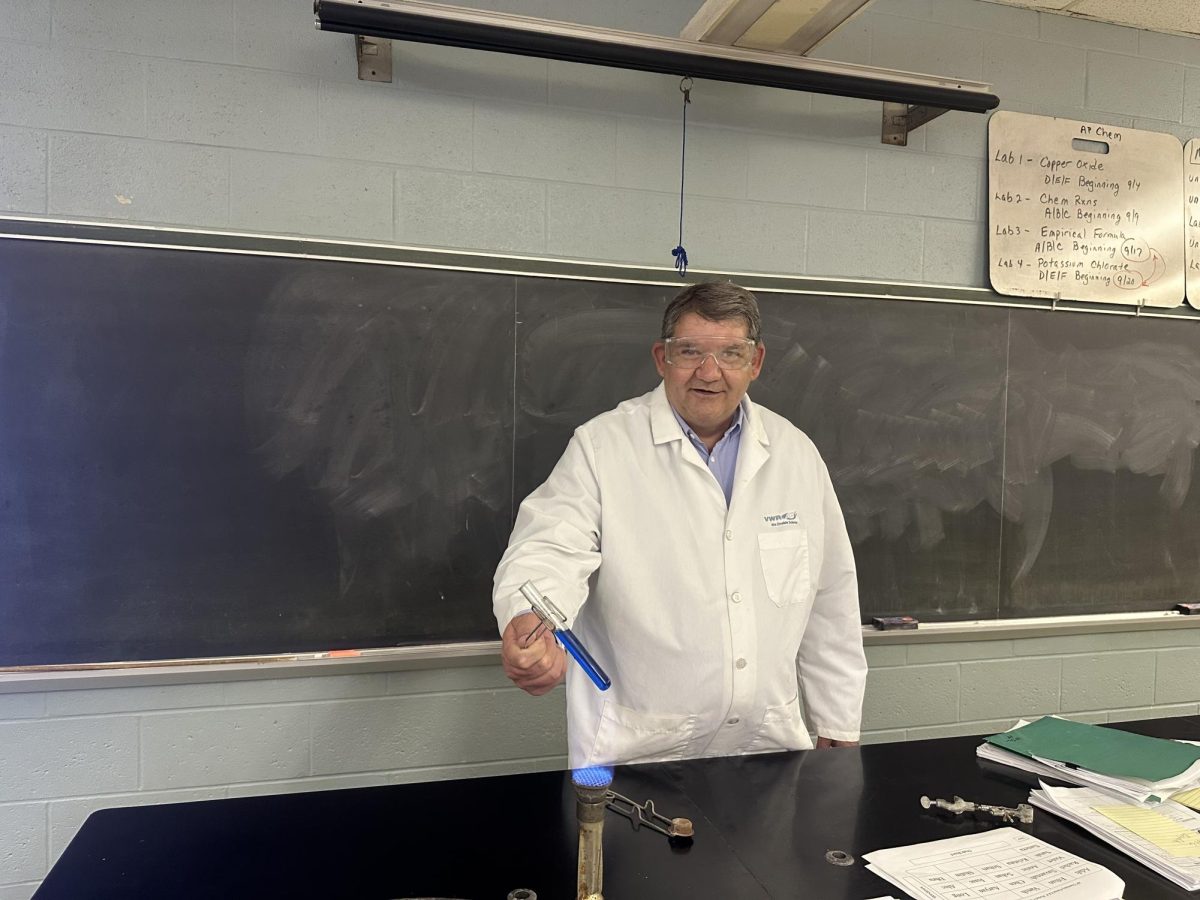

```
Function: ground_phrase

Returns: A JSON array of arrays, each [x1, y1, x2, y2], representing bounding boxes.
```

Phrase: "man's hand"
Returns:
[[501, 612, 567, 696], [815, 736, 860, 749]]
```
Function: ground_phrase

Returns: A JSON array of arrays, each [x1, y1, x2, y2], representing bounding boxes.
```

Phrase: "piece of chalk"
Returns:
[[327, 649, 362, 657], [1176, 603, 1200, 616], [872, 616, 918, 630]]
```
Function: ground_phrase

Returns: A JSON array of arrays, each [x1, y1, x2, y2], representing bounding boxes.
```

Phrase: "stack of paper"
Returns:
[[1030, 783, 1200, 891], [976, 717, 1200, 804], [863, 827, 1125, 899], [1174, 787, 1200, 812]]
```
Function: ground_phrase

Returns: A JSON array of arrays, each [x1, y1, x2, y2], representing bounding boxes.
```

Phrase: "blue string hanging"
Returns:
[[671, 77, 692, 277]]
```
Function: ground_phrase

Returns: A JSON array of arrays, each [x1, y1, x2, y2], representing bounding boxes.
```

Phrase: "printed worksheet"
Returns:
[[863, 827, 1125, 900]]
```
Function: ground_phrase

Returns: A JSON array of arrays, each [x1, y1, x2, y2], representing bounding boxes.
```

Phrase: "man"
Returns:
[[493, 282, 867, 768]]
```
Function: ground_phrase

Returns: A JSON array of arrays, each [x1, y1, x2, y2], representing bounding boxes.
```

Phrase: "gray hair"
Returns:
[[660, 282, 763, 343]]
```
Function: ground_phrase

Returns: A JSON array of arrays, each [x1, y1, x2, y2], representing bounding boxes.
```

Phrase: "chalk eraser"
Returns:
[[872, 616, 918, 630], [1175, 603, 1200, 616]]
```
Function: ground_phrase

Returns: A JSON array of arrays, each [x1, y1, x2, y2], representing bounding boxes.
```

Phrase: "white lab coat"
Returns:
[[493, 384, 867, 768]]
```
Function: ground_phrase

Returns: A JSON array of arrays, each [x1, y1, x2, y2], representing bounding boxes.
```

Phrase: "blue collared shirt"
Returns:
[[670, 402, 745, 506]]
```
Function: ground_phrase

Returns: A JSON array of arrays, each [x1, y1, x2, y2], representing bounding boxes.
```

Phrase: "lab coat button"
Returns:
[[735, 658, 747, 669], [726, 717, 740, 725], [730, 591, 742, 603], [724, 530, 733, 541]]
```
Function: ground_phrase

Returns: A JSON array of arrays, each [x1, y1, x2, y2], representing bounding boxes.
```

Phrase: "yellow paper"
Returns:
[[1172, 788, 1200, 812], [1094, 805, 1200, 857]]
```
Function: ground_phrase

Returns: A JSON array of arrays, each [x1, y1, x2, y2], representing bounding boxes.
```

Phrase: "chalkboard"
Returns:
[[3, 227, 1200, 667]]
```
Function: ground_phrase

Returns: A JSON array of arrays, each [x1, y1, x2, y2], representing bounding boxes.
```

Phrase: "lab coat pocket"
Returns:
[[757, 529, 810, 607], [587, 701, 699, 767], [746, 696, 811, 754]]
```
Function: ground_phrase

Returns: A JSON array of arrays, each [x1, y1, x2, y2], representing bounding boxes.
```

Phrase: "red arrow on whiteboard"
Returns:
[[1142, 249, 1165, 286]]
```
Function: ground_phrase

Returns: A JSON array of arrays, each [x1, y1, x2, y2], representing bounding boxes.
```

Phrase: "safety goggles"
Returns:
[[662, 336, 758, 371]]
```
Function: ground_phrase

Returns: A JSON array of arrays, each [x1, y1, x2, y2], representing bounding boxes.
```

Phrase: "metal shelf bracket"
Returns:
[[882, 102, 948, 146], [355, 35, 392, 82]]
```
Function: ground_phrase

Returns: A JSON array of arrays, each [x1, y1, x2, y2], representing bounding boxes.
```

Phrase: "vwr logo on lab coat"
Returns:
[[763, 511, 798, 526]]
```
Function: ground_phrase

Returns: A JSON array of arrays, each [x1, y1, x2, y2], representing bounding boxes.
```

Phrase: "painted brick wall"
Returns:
[[2, 0, 1200, 895]]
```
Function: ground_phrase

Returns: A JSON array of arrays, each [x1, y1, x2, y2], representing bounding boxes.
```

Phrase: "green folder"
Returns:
[[985, 716, 1200, 783]]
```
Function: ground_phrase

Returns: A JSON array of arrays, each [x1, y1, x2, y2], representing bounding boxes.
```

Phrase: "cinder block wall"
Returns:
[[2, 0, 1200, 894]]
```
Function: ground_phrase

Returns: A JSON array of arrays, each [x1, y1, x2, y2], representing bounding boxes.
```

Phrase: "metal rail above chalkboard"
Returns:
[[2, 215, 1200, 323]]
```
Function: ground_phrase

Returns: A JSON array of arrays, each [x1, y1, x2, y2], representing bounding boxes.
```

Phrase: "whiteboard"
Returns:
[[1187, 138, 1200, 310], [989, 111, 1184, 308]]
